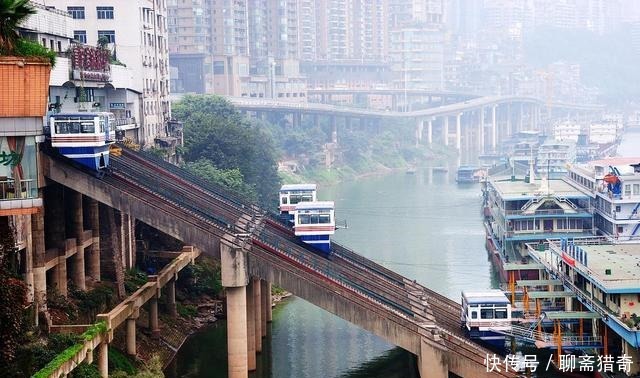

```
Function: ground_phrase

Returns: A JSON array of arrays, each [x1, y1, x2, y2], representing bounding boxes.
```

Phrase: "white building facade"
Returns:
[[47, 0, 170, 147]]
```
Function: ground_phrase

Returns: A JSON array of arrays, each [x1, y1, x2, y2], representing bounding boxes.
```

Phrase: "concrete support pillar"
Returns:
[[126, 317, 136, 356], [415, 119, 424, 147], [32, 209, 46, 316], [427, 119, 433, 145], [23, 215, 34, 304], [266, 281, 272, 322], [260, 279, 268, 337], [443, 116, 449, 146], [221, 242, 249, 378], [56, 249, 68, 297], [519, 103, 524, 131], [491, 105, 497, 152], [293, 112, 301, 127], [253, 277, 262, 352], [98, 341, 108, 378], [455, 113, 462, 151], [72, 191, 86, 290], [227, 286, 248, 378], [87, 198, 100, 281], [49, 185, 67, 297], [313, 114, 319, 128], [166, 278, 177, 318], [149, 295, 160, 338], [418, 339, 448, 378], [507, 103, 512, 137], [246, 279, 256, 370], [331, 116, 337, 144], [479, 107, 485, 154]]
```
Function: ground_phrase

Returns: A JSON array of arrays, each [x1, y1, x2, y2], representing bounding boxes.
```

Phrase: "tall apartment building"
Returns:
[[169, 0, 305, 99], [388, 0, 445, 90], [297, 0, 387, 62], [48, 0, 171, 147]]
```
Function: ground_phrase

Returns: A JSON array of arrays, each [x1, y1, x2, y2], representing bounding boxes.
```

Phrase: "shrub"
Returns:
[[176, 303, 197, 318], [12, 39, 56, 66]]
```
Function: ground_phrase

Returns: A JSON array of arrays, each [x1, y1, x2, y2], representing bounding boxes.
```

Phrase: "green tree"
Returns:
[[185, 159, 257, 201], [173, 95, 281, 206], [0, 0, 34, 52], [0, 218, 28, 368]]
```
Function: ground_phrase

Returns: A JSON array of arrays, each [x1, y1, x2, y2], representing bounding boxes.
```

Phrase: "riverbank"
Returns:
[[280, 144, 458, 186]]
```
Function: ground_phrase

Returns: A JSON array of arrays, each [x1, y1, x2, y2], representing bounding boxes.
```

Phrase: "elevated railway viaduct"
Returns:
[[43, 148, 517, 378]]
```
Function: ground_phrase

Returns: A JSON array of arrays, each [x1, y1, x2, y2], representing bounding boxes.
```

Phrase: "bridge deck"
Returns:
[[43, 147, 518, 377]]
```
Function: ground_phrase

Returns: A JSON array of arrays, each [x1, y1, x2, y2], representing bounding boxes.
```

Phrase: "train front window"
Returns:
[[471, 311, 478, 319], [495, 309, 507, 319], [281, 197, 288, 204], [81, 122, 95, 133], [480, 309, 494, 319], [299, 214, 311, 224], [318, 214, 331, 224]]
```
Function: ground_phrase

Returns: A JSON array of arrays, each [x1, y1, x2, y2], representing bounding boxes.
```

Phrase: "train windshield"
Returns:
[[298, 211, 332, 224], [53, 115, 97, 134], [289, 192, 313, 204]]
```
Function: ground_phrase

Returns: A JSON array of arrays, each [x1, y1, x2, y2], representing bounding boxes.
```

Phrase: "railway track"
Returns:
[[47, 148, 519, 377]]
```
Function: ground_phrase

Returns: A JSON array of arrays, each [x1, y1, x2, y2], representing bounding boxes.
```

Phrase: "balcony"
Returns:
[[0, 177, 41, 216]]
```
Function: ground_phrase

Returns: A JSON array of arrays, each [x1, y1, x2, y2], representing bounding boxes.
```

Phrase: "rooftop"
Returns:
[[280, 184, 317, 192], [545, 242, 640, 293], [295, 201, 334, 210], [571, 157, 640, 178], [490, 178, 587, 200]]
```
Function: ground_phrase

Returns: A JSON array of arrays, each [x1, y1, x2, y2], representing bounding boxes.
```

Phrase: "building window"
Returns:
[[73, 30, 87, 43], [97, 6, 114, 19], [634, 184, 640, 196], [625, 184, 631, 197], [213, 61, 224, 74], [67, 6, 85, 19], [97, 30, 116, 43]]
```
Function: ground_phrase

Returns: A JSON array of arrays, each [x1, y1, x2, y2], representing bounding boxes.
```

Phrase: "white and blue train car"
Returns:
[[279, 184, 317, 221], [294, 201, 335, 255], [461, 290, 512, 349], [50, 112, 115, 171]]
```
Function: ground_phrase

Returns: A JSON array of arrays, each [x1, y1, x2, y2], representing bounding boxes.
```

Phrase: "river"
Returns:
[[166, 160, 500, 378]]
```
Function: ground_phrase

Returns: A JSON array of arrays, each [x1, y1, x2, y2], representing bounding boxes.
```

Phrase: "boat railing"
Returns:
[[504, 207, 591, 216]]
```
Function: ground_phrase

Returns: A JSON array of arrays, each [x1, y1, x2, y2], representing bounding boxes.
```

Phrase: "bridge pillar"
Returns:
[[32, 207, 47, 318], [491, 105, 497, 152], [313, 114, 319, 128], [266, 281, 272, 322], [149, 293, 160, 338], [479, 107, 485, 154], [166, 277, 177, 318], [443, 115, 449, 146], [126, 316, 136, 356], [253, 276, 263, 352], [221, 242, 249, 378], [260, 279, 268, 336], [519, 103, 524, 131], [331, 116, 338, 144], [48, 185, 68, 297], [506, 103, 512, 137], [98, 341, 109, 377], [87, 198, 100, 281], [418, 338, 448, 378], [427, 119, 433, 145], [72, 191, 86, 291], [456, 113, 462, 151], [246, 278, 256, 370], [415, 119, 424, 147]]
